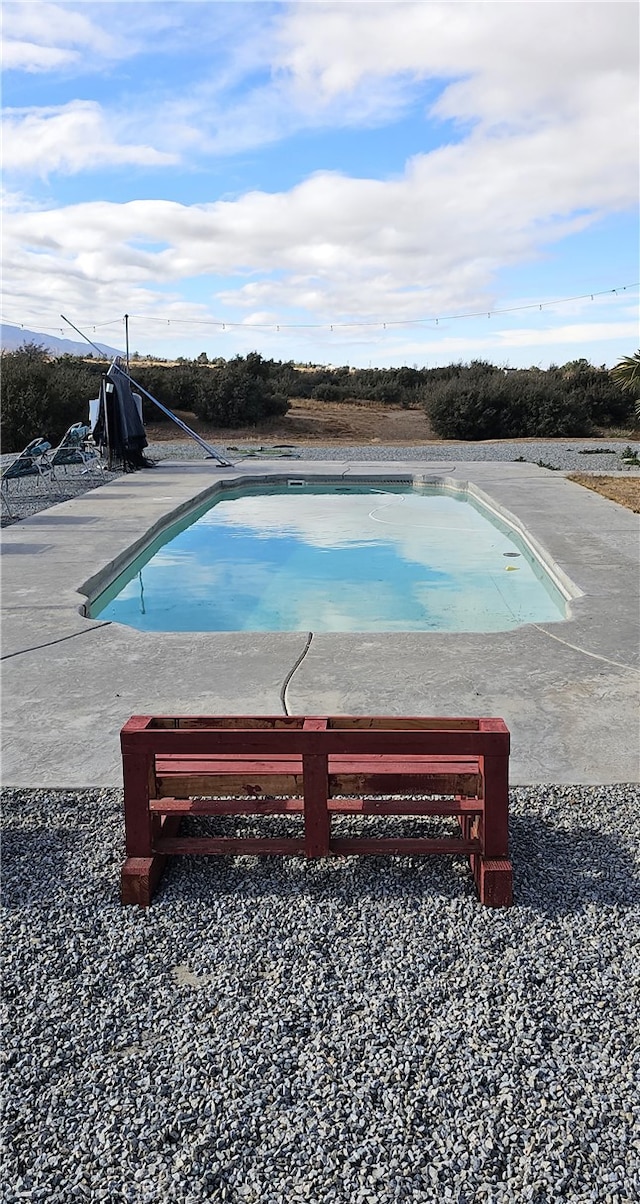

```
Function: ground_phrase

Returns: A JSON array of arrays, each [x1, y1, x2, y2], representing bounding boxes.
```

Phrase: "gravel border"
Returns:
[[2, 439, 638, 527], [2, 446, 639, 1200], [2, 784, 639, 1203]]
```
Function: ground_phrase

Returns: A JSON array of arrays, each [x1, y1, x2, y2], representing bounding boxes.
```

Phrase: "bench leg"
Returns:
[[120, 815, 181, 906], [474, 753, 512, 906], [472, 856, 513, 907], [121, 750, 163, 906], [302, 752, 330, 857], [121, 855, 167, 906]]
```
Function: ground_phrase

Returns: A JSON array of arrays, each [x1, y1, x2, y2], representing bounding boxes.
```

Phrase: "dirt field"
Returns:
[[146, 398, 438, 445], [147, 397, 639, 449], [145, 398, 640, 513]]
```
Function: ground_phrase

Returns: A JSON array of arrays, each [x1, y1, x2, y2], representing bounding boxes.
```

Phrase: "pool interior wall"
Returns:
[[87, 476, 579, 634]]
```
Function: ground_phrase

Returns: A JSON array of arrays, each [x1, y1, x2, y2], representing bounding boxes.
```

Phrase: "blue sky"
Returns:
[[2, 1, 638, 368]]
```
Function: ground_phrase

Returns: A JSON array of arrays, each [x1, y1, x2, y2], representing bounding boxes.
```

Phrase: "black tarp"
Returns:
[[93, 364, 154, 471]]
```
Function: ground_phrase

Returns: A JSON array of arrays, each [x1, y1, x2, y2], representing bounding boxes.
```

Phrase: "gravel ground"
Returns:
[[2, 439, 638, 527], [148, 438, 638, 469], [3, 442, 639, 1198], [1, 784, 639, 1203]]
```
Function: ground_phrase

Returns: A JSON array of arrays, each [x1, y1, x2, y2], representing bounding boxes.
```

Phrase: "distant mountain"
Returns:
[[0, 323, 122, 358]]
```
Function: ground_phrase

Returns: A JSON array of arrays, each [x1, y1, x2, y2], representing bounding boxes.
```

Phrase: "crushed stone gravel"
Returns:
[[2, 439, 639, 527], [2, 784, 639, 1203]]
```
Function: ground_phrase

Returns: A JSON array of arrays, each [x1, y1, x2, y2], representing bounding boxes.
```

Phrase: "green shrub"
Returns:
[[425, 365, 592, 440], [0, 345, 106, 452], [191, 354, 289, 427], [559, 359, 633, 427]]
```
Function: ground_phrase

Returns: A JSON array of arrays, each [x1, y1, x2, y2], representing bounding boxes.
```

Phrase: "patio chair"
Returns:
[[0, 438, 55, 499], [49, 423, 103, 478]]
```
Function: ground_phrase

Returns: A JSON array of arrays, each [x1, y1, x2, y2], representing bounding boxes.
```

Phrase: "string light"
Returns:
[[127, 283, 636, 331], [4, 283, 636, 342]]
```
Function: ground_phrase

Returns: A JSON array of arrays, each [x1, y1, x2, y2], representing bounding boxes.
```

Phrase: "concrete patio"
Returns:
[[1, 459, 638, 786]]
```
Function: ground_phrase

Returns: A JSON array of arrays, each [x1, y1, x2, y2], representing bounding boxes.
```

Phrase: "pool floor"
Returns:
[[91, 484, 567, 632]]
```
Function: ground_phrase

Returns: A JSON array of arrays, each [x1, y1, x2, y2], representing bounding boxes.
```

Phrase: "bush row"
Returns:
[[0, 347, 289, 451], [0, 345, 635, 452]]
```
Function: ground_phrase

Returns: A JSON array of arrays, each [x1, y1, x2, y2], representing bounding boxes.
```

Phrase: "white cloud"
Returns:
[[2, 88, 636, 327], [1, 2, 127, 72], [278, 1, 637, 127], [1, 2, 637, 368], [2, 102, 179, 175]]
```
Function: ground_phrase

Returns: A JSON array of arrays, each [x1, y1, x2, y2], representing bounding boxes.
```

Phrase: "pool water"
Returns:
[[90, 483, 568, 632]]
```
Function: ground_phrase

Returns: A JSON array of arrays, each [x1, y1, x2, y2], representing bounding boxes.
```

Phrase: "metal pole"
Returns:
[[60, 314, 233, 466], [125, 314, 130, 373]]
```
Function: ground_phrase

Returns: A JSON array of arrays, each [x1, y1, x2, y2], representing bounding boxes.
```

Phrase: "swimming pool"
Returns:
[[89, 481, 570, 632]]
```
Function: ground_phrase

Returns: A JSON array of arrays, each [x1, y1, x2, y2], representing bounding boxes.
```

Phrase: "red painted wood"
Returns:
[[150, 797, 305, 814], [155, 837, 305, 856], [480, 754, 510, 858], [331, 838, 480, 855], [121, 750, 155, 857], [144, 714, 482, 732], [120, 713, 512, 907], [122, 726, 509, 758], [302, 718, 331, 857], [154, 753, 481, 775], [149, 796, 483, 816], [302, 756, 331, 856], [474, 858, 513, 907], [120, 855, 166, 906]]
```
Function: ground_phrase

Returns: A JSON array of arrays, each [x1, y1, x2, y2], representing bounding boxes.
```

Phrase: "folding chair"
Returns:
[[0, 438, 55, 500], [49, 423, 103, 479]]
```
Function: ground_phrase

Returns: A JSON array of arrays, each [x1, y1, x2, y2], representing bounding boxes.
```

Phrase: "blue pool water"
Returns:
[[90, 484, 568, 632]]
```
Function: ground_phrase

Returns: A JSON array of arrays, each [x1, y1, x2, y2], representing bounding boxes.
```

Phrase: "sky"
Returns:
[[2, 0, 639, 369]]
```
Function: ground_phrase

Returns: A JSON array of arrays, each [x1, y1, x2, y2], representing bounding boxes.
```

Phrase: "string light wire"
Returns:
[[4, 282, 637, 339]]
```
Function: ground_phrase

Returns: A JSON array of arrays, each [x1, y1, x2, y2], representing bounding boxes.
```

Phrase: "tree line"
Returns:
[[0, 342, 636, 452]]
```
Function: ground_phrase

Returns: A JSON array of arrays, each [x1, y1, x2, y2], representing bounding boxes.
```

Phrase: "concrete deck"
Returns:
[[1, 460, 638, 786]]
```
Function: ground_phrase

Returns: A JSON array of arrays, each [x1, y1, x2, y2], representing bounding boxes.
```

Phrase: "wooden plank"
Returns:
[[121, 726, 509, 757], [149, 797, 483, 816], [480, 754, 510, 858], [474, 858, 513, 907], [146, 715, 481, 732], [121, 855, 167, 906], [329, 771, 479, 797], [155, 773, 481, 799], [147, 715, 304, 730], [150, 797, 305, 814], [155, 771, 303, 797], [303, 719, 331, 858], [155, 837, 305, 856], [154, 753, 480, 774], [331, 837, 480, 855], [156, 755, 300, 770], [121, 750, 155, 857], [302, 753, 331, 857], [328, 716, 480, 731], [328, 798, 483, 816]]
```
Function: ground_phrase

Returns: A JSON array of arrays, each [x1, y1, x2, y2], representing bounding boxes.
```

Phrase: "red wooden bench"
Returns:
[[120, 715, 513, 908]]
